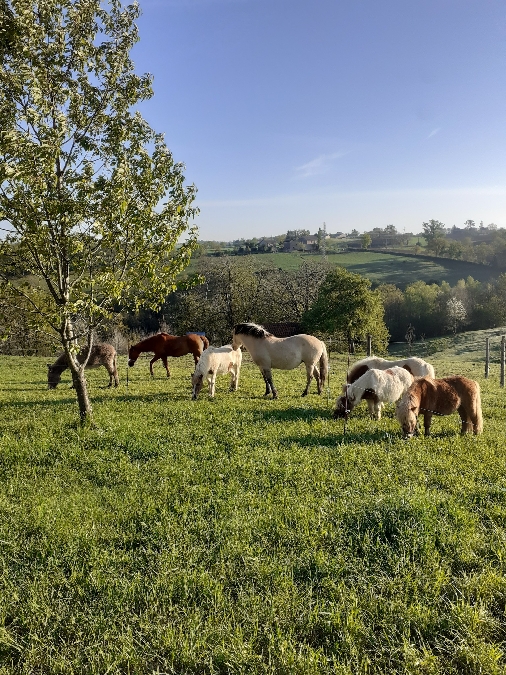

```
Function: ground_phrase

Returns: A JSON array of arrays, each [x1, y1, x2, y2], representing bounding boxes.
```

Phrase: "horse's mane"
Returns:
[[233, 323, 272, 339]]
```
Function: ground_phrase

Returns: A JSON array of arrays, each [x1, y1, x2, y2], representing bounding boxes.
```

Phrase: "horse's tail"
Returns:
[[319, 342, 329, 390], [200, 335, 210, 351], [473, 381, 483, 434]]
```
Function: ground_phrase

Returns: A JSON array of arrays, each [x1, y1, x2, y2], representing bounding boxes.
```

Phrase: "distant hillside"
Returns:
[[189, 251, 502, 288]]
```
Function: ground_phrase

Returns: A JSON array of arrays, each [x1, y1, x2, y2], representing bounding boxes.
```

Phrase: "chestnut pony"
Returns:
[[128, 333, 209, 377]]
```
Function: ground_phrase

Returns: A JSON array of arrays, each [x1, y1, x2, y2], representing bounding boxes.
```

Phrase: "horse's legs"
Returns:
[[366, 399, 375, 418], [230, 367, 239, 392], [458, 406, 472, 435], [149, 355, 161, 377], [262, 368, 277, 399], [161, 356, 171, 378], [423, 411, 432, 436], [302, 363, 315, 396], [313, 366, 322, 395]]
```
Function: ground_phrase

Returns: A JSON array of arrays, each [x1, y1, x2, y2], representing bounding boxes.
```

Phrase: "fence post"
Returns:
[[485, 337, 490, 379], [501, 335, 505, 388], [367, 334, 372, 357]]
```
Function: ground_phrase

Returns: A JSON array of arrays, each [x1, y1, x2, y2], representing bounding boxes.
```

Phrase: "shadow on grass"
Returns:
[[254, 407, 333, 423]]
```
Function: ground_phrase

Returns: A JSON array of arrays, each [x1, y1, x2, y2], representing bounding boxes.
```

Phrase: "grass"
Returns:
[[191, 252, 501, 288], [1, 345, 506, 674]]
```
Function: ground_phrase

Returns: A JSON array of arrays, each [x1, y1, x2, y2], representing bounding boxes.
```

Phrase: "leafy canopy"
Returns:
[[302, 267, 389, 352], [0, 0, 198, 340]]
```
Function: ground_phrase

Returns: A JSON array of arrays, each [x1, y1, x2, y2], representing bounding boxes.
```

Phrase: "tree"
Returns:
[[0, 0, 198, 423], [464, 219, 476, 230], [446, 297, 467, 335], [302, 268, 389, 353], [422, 219, 446, 242], [360, 233, 372, 249]]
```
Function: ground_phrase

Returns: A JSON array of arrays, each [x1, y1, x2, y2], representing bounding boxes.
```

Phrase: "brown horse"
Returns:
[[396, 375, 483, 438], [128, 333, 209, 377]]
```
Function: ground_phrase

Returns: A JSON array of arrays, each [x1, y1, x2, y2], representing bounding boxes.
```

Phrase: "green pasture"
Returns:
[[1, 347, 506, 674], [193, 252, 500, 288]]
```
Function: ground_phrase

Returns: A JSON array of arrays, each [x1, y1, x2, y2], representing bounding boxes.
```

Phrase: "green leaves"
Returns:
[[0, 0, 198, 419]]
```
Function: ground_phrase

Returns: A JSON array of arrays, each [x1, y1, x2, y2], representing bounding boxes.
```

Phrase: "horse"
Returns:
[[395, 375, 483, 438], [191, 345, 242, 399], [231, 322, 328, 399], [347, 356, 435, 383], [47, 343, 119, 389], [334, 366, 414, 420], [127, 332, 209, 377]]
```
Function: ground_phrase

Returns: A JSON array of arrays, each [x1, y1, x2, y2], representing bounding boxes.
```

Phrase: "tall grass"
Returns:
[[0, 350, 505, 674]]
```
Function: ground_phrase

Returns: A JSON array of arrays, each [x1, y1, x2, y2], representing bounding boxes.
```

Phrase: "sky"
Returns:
[[132, 0, 506, 240]]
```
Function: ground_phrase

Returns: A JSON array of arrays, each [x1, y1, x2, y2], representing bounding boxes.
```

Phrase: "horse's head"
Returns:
[[333, 386, 355, 419], [395, 396, 419, 438], [47, 364, 62, 389], [127, 346, 139, 368], [191, 371, 204, 400]]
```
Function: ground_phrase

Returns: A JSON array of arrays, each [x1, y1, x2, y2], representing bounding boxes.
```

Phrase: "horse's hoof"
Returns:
[[301, 392, 308, 397]]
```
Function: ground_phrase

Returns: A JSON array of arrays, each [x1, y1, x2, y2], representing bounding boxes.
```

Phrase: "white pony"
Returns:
[[334, 366, 414, 420], [191, 345, 242, 399], [232, 322, 328, 399], [347, 355, 435, 383]]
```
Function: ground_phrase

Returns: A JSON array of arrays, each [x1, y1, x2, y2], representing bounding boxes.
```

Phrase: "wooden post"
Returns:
[[367, 334, 372, 357], [501, 335, 505, 388], [485, 337, 490, 379]]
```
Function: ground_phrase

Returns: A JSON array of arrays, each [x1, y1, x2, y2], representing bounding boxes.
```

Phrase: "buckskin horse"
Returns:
[[128, 333, 209, 377], [232, 322, 328, 399]]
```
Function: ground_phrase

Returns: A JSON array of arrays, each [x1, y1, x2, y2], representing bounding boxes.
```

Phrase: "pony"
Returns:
[[334, 366, 414, 420], [232, 322, 328, 399], [395, 376, 483, 438], [191, 345, 242, 399], [347, 356, 435, 383], [128, 333, 209, 377], [47, 343, 119, 389]]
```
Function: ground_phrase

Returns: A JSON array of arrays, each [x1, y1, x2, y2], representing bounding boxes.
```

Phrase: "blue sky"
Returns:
[[133, 0, 506, 239]]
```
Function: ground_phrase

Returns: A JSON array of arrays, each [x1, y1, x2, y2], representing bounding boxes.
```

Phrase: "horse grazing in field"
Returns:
[[47, 343, 119, 389], [191, 345, 242, 399], [334, 366, 414, 420], [128, 332, 209, 377], [395, 375, 483, 438], [347, 356, 435, 383], [232, 322, 328, 399]]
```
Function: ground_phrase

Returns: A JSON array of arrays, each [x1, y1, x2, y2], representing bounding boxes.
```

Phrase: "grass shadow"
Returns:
[[254, 407, 333, 423]]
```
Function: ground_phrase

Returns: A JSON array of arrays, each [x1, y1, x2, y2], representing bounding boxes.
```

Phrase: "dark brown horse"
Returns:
[[128, 333, 209, 377]]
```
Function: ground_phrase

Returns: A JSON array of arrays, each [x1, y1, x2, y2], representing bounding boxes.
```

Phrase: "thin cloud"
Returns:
[[294, 151, 347, 178], [426, 127, 441, 139]]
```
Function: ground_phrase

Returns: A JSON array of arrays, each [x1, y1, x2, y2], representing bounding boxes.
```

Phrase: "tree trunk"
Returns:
[[62, 324, 94, 425], [71, 366, 93, 424]]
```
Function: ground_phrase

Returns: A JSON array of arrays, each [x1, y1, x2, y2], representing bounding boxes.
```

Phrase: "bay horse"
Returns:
[[191, 345, 242, 399], [128, 333, 209, 377], [396, 375, 483, 438], [232, 322, 328, 399], [47, 343, 119, 389], [347, 356, 435, 383], [334, 366, 414, 420]]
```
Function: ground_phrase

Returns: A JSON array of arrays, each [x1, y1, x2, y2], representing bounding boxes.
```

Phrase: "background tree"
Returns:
[[302, 268, 389, 353], [446, 297, 467, 335], [0, 0, 198, 422], [360, 233, 372, 250]]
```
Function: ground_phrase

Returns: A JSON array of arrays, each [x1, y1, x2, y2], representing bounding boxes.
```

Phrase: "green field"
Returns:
[[195, 252, 501, 288], [1, 344, 506, 674]]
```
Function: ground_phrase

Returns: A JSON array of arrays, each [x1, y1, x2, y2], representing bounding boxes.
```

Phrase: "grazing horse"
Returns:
[[232, 322, 328, 399], [47, 343, 119, 389], [191, 345, 242, 399], [347, 356, 435, 383], [396, 375, 483, 438], [334, 366, 414, 420], [128, 332, 209, 377]]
